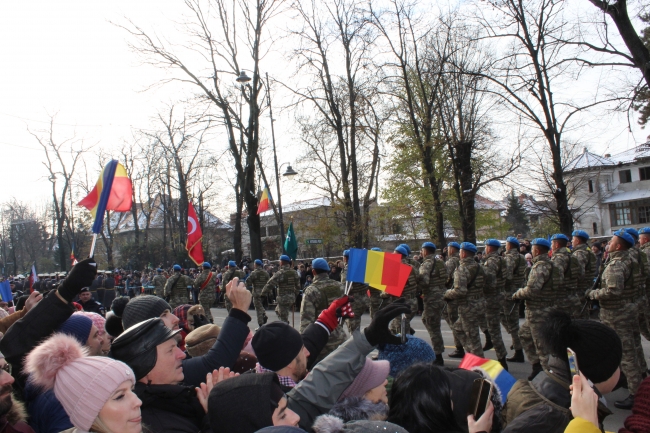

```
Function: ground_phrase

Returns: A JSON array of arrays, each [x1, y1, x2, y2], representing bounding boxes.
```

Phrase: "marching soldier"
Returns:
[[368, 247, 384, 318], [194, 262, 217, 322], [221, 261, 246, 312], [164, 264, 193, 308], [390, 244, 423, 335], [513, 238, 562, 380], [152, 268, 167, 298], [419, 242, 447, 365], [640, 227, 650, 337], [444, 242, 485, 357], [550, 233, 583, 317], [502, 237, 526, 363], [586, 230, 645, 409], [571, 230, 597, 320], [481, 239, 509, 370], [445, 242, 465, 359], [300, 258, 346, 363], [398, 243, 420, 271], [246, 259, 270, 328], [341, 249, 369, 332], [261, 255, 301, 323]]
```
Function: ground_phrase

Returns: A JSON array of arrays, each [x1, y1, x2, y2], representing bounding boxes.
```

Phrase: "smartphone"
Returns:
[[400, 313, 407, 343], [567, 347, 579, 376], [468, 378, 492, 419]]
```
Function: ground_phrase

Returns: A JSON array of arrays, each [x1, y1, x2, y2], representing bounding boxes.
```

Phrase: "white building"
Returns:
[[565, 143, 650, 237]]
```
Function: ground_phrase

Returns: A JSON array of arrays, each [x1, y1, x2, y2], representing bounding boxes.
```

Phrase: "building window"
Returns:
[[640, 166, 650, 181], [640, 206, 650, 224], [588, 180, 594, 193], [593, 222, 598, 235], [619, 169, 632, 183], [267, 225, 280, 236], [610, 202, 632, 226]]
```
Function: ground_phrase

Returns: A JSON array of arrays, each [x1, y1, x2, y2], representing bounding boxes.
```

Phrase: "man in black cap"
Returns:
[[77, 287, 105, 317]]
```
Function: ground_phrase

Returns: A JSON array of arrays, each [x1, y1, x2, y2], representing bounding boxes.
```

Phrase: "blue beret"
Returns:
[[202, 262, 211, 268], [614, 230, 635, 247], [506, 237, 520, 246], [343, 250, 350, 257], [398, 244, 411, 255], [572, 230, 590, 241], [485, 239, 501, 248], [624, 227, 639, 240], [640, 227, 650, 235], [370, 247, 382, 252], [279, 255, 292, 262], [532, 238, 551, 248], [551, 234, 570, 242], [394, 245, 409, 256], [447, 242, 461, 249], [460, 242, 477, 253], [421, 242, 436, 250], [173, 264, 182, 271], [156, 268, 163, 272], [228, 261, 237, 267], [255, 259, 263, 266], [312, 258, 329, 271]]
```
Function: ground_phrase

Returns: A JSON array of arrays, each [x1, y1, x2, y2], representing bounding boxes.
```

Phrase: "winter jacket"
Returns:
[[0, 309, 27, 334], [23, 385, 72, 433], [563, 417, 599, 433], [313, 397, 389, 431], [0, 399, 34, 433]]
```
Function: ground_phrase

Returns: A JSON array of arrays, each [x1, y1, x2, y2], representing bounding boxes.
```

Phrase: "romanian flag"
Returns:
[[346, 248, 410, 296], [459, 353, 517, 404], [257, 187, 271, 215], [78, 160, 133, 234]]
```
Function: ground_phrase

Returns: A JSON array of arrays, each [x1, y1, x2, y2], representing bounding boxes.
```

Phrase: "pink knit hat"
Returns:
[[25, 333, 135, 431], [339, 358, 390, 400], [74, 311, 107, 337]]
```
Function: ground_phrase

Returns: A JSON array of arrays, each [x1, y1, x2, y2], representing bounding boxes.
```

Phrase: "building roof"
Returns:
[[602, 189, 650, 204], [565, 143, 650, 172], [259, 197, 331, 217], [475, 195, 506, 211]]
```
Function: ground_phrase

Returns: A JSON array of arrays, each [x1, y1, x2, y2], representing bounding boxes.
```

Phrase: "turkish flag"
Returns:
[[186, 201, 204, 266]]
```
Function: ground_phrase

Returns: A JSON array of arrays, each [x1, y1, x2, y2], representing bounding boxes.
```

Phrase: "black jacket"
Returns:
[[78, 298, 105, 316], [135, 382, 210, 433]]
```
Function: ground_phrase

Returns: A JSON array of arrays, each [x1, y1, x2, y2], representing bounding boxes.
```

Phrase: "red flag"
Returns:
[[384, 263, 412, 297], [186, 201, 204, 266]]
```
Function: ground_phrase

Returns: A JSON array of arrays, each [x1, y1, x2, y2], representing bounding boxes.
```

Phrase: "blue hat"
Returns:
[[156, 268, 163, 273], [371, 247, 382, 252], [551, 233, 570, 242], [394, 245, 409, 256], [614, 230, 635, 247], [255, 259, 263, 266], [279, 255, 291, 262], [572, 230, 590, 241], [506, 237, 520, 247], [447, 242, 461, 249], [398, 244, 411, 255], [624, 227, 639, 241], [640, 227, 650, 235], [202, 262, 211, 269], [485, 239, 501, 248], [377, 335, 436, 378], [460, 242, 477, 253], [343, 250, 350, 257], [58, 315, 93, 345], [312, 258, 329, 271], [228, 260, 237, 267], [173, 264, 182, 271], [532, 238, 551, 249], [421, 242, 436, 250]]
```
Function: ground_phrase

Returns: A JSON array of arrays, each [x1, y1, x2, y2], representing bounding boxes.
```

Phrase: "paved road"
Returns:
[[211, 306, 646, 431]]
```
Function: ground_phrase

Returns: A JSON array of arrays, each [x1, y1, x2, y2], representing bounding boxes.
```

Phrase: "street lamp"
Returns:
[[283, 165, 298, 177], [236, 70, 251, 83]]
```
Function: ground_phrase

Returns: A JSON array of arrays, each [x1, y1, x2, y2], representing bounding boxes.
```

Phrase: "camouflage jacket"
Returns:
[[300, 273, 344, 333], [419, 255, 448, 295], [551, 248, 581, 295], [194, 269, 217, 292], [643, 244, 650, 288], [503, 249, 526, 292], [628, 246, 648, 294], [151, 275, 166, 291], [400, 258, 422, 298], [164, 273, 193, 297], [445, 254, 461, 289], [445, 257, 484, 300], [572, 244, 597, 293], [482, 251, 505, 296], [261, 265, 301, 297], [246, 268, 270, 294], [341, 264, 369, 296], [516, 255, 557, 306], [592, 250, 635, 308], [220, 268, 246, 292], [405, 257, 421, 272]]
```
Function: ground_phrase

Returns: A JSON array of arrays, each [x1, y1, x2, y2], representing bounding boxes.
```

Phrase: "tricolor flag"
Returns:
[[257, 187, 271, 215], [459, 353, 517, 404], [28, 262, 38, 294], [70, 242, 77, 265], [346, 248, 411, 296], [78, 160, 133, 234]]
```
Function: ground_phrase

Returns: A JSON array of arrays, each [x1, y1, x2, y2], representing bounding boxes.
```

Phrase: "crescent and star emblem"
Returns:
[[188, 216, 197, 235]]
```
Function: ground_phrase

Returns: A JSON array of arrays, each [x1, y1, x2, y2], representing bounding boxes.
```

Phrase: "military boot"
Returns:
[[482, 330, 494, 351], [434, 356, 444, 366], [528, 362, 543, 381], [614, 394, 634, 410], [498, 357, 508, 371], [448, 346, 465, 358], [506, 350, 525, 363]]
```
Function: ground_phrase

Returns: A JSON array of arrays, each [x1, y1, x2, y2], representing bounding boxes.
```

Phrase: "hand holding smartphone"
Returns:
[[468, 378, 492, 420]]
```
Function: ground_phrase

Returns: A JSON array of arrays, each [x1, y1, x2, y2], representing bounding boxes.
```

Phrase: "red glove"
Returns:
[[317, 295, 355, 332]]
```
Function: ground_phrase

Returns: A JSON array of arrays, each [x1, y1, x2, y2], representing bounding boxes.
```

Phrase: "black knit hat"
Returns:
[[252, 322, 304, 371], [542, 310, 622, 384], [122, 295, 172, 330]]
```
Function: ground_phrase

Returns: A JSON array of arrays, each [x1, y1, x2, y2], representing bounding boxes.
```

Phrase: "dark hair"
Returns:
[[314, 269, 328, 275], [554, 238, 568, 248], [387, 363, 462, 433]]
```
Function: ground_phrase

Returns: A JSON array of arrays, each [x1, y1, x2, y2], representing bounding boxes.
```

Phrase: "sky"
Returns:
[[0, 0, 648, 219]]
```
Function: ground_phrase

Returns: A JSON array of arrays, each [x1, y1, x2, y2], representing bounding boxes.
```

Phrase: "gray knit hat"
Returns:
[[122, 295, 172, 329]]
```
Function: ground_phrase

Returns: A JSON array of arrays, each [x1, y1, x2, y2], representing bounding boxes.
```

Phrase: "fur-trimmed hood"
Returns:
[[313, 397, 389, 433], [3, 397, 27, 426], [313, 417, 408, 433]]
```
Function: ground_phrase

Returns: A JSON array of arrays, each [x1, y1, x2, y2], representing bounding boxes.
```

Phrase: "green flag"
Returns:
[[284, 222, 298, 259]]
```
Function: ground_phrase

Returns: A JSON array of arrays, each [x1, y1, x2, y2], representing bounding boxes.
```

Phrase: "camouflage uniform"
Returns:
[[194, 269, 217, 321], [589, 249, 644, 394], [444, 257, 486, 357], [389, 259, 422, 335], [261, 265, 301, 323], [572, 243, 597, 320], [551, 248, 583, 317], [341, 264, 369, 333], [515, 254, 561, 368], [220, 267, 246, 312], [164, 272, 193, 309], [419, 255, 448, 355], [152, 274, 167, 298], [641, 243, 650, 340], [502, 249, 525, 351], [627, 246, 649, 373], [368, 287, 383, 319], [246, 268, 270, 326], [481, 251, 508, 360], [445, 253, 462, 349], [300, 274, 346, 363]]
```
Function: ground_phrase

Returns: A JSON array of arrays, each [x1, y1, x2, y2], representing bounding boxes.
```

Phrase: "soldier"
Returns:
[[571, 230, 597, 320], [341, 249, 369, 333], [587, 230, 645, 409], [640, 227, 650, 337], [368, 247, 384, 319], [261, 255, 301, 323], [221, 261, 246, 312], [443, 242, 485, 358], [246, 259, 270, 328], [194, 262, 217, 322], [445, 242, 465, 359], [300, 258, 346, 363], [398, 243, 420, 272], [481, 239, 509, 370], [164, 264, 193, 308], [419, 242, 447, 365], [550, 233, 583, 317], [389, 244, 423, 335], [513, 238, 562, 380], [502, 237, 526, 363], [151, 268, 167, 299]]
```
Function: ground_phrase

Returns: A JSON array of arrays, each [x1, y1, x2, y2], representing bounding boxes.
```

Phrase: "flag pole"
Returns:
[[89, 233, 98, 258]]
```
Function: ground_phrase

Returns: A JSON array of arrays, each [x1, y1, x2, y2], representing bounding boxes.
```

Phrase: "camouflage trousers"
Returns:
[[389, 295, 418, 335], [637, 294, 650, 342], [169, 291, 190, 309], [275, 294, 295, 324], [555, 293, 583, 319], [500, 293, 522, 351], [198, 289, 215, 321], [483, 293, 508, 359], [224, 295, 232, 313], [253, 293, 268, 327], [421, 291, 446, 355], [346, 291, 369, 333], [453, 298, 485, 357], [601, 303, 645, 394], [519, 307, 551, 368], [444, 300, 462, 348], [368, 289, 383, 319]]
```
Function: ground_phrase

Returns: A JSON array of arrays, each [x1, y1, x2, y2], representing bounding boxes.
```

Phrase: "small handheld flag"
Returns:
[[257, 187, 271, 215], [186, 201, 204, 266], [459, 353, 517, 404], [346, 248, 410, 296]]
